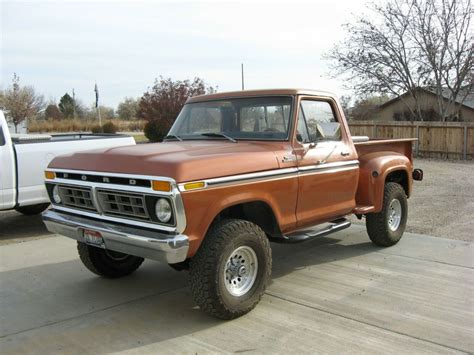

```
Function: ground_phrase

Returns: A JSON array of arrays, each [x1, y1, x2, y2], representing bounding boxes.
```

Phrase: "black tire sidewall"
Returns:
[[15, 203, 50, 215], [78, 242, 144, 278], [366, 182, 408, 247], [385, 187, 408, 242], [90, 246, 142, 271], [216, 233, 270, 311]]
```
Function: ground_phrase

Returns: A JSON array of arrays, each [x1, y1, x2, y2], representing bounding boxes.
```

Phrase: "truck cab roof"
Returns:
[[187, 88, 337, 103]]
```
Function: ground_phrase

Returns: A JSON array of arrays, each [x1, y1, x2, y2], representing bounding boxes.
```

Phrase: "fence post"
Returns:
[[373, 123, 377, 138], [415, 124, 420, 157], [463, 125, 468, 160]]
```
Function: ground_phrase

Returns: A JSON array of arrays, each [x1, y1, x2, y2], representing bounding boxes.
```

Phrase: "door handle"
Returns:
[[340, 151, 350, 157]]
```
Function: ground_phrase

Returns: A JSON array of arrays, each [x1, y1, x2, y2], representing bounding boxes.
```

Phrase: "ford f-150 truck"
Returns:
[[0, 111, 136, 214], [42, 89, 423, 319]]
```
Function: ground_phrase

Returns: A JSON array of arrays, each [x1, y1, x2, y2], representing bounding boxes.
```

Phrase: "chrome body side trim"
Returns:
[[178, 160, 359, 191], [298, 166, 359, 176], [42, 209, 189, 264], [298, 160, 359, 172], [177, 167, 298, 191]]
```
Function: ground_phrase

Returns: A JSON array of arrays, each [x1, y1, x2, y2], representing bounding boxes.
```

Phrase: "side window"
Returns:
[[300, 100, 341, 141], [296, 109, 310, 143]]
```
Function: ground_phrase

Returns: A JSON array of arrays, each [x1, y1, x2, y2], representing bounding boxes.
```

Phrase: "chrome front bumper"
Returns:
[[42, 209, 189, 264]]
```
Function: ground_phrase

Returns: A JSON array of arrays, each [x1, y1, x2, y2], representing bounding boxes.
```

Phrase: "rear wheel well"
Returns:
[[211, 201, 282, 239], [386, 170, 408, 196]]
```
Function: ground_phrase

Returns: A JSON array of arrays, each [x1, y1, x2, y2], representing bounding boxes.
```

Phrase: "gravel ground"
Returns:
[[1, 159, 472, 244], [351, 158, 474, 241]]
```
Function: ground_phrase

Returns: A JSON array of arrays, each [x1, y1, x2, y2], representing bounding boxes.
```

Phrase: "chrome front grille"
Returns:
[[97, 189, 149, 220], [58, 186, 95, 211], [46, 170, 184, 233]]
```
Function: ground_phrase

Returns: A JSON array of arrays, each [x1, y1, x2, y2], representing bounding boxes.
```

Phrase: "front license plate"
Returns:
[[83, 229, 104, 247]]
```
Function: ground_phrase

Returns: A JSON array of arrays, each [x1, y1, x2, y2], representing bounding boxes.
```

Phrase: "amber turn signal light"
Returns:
[[44, 171, 56, 180], [152, 180, 171, 192], [183, 181, 206, 191]]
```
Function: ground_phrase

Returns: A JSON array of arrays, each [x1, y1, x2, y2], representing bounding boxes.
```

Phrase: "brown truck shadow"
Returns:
[[270, 232, 375, 279]]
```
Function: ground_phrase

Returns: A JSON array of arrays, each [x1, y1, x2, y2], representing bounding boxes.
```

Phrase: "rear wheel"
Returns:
[[189, 219, 272, 320], [15, 203, 50, 215], [366, 182, 407, 247], [77, 242, 144, 278]]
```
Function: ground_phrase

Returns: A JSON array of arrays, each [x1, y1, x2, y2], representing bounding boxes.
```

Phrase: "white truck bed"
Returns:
[[1, 111, 136, 213]]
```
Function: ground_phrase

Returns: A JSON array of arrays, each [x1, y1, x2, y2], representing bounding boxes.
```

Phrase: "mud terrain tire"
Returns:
[[189, 219, 272, 319]]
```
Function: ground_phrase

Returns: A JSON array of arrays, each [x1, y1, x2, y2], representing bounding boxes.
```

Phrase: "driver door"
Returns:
[[293, 97, 358, 228]]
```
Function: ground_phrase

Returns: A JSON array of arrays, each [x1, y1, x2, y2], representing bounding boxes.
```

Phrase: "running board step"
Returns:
[[274, 218, 351, 244]]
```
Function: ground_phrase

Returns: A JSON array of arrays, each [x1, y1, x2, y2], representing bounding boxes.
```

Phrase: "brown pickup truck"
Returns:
[[42, 89, 423, 319]]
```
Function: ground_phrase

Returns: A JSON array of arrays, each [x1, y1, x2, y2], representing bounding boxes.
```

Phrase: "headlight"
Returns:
[[155, 198, 172, 223], [52, 185, 61, 204]]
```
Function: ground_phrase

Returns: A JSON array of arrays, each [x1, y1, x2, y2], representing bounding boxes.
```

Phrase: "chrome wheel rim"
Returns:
[[387, 199, 402, 231], [224, 246, 258, 297]]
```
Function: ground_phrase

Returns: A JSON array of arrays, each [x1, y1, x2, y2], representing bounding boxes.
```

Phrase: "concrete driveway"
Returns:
[[0, 225, 472, 354]]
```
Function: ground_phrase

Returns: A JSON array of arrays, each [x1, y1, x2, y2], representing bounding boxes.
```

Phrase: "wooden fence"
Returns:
[[348, 121, 474, 160]]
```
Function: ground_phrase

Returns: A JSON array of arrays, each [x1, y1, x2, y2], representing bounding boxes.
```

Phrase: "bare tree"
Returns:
[[409, 0, 473, 120], [326, 0, 473, 121], [0, 74, 45, 132], [339, 95, 352, 118]]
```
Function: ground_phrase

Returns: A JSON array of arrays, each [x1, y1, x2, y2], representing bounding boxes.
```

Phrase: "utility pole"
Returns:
[[72, 88, 76, 119], [94, 83, 102, 127], [241, 63, 245, 90]]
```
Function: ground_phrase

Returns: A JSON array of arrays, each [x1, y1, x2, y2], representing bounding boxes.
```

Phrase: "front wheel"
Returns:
[[77, 242, 144, 278], [189, 219, 272, 320], [366, 182, 407, 247]]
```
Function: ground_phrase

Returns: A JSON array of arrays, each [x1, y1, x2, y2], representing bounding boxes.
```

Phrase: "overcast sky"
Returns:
[[1, 0, 369, 108]]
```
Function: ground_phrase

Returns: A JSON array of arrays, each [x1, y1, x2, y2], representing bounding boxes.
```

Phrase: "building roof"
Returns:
[[429, 87, 474, 109], [379, 86, 474, 110]]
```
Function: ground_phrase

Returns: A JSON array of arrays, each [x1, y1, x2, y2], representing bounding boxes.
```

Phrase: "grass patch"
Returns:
[[133, 134, 149, 143]]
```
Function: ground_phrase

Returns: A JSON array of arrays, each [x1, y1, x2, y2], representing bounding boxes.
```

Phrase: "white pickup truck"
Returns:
[[0, 111, 136, 215]]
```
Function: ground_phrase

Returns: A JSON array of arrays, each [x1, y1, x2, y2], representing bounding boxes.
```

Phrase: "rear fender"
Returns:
[[356, 152, 412, 213]]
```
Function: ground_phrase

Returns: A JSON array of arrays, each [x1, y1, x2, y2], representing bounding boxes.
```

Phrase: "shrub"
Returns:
[[91, 124, 102, 133], [102, 121, 118, 134], [144, 120, 169, 142]]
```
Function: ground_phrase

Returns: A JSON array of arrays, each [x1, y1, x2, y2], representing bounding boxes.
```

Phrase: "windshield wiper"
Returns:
[[163, 134, 182, 141], [200, 132, 237, 143]]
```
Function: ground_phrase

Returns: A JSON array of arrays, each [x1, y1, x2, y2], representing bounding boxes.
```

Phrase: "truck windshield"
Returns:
[[168, 96, 293, 141]]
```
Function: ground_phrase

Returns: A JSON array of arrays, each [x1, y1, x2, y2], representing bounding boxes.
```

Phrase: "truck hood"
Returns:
[[49, 141, 281, 182]]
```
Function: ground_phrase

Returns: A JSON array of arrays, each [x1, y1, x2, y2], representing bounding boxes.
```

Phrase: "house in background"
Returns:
[[6, 118, 28, 134], [373, 87, 474, 122]]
